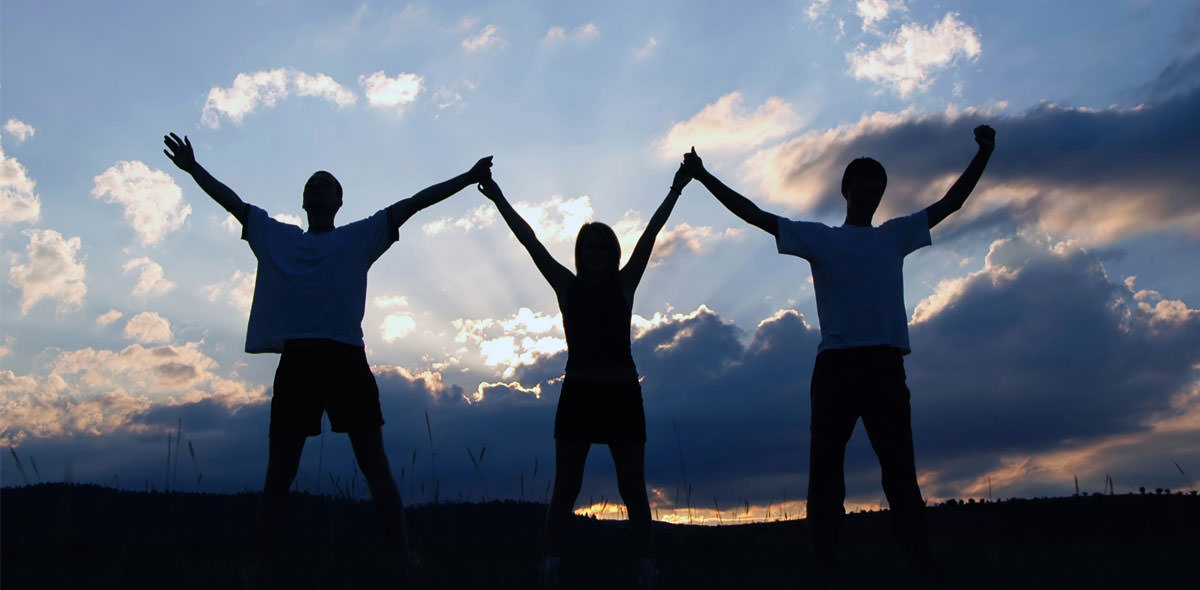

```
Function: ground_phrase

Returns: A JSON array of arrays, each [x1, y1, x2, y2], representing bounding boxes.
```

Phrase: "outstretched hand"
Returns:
[[682, 147, 705, 177], [477, 178, 503, 202], [468, 156, 494, 184], [974, 125, 995, 153], [671, 162, 691, 192], [163, 133, 197, 172]]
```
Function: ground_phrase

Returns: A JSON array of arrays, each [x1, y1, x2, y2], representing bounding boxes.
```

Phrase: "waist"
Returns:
[[564, 367, 640, 383], [283, 338, 362, 352]]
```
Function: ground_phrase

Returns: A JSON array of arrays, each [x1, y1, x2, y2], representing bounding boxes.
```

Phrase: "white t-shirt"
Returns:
[[241, 205, 398, 353], [776, 211, 931, 354]]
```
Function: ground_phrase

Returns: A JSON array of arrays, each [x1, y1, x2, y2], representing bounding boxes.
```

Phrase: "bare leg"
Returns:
[[348, 428, 411, 581], [608, 441, 652, 558], [251, 435, 306, 589], [543, 439, 591, 557]]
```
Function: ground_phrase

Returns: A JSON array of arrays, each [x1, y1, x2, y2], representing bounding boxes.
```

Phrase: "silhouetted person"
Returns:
[[162, 132, 492, 589], [684, 125, 995, 589], [476, 161, 691, 590]]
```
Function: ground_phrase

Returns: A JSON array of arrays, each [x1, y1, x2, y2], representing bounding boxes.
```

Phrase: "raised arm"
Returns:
[[163, 133, 248, 223], [924, 125, 995, 229], [478, 178, 574, 295], [619, 163, 689, 300], [684, 148, 779, 237], [387, 156, 493, 231]]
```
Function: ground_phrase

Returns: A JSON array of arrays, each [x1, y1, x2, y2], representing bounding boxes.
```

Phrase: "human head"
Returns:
[[302, 171, 343, 217], [840, 157, 887, 219], [574, 222, 621, 277]]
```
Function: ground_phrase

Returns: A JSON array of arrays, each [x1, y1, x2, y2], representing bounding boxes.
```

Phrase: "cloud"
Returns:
[[381, 314, 417, 342], [543, 23, 598, 45], [453, 307, 566, 378], [204, 269, 255, 312], [847, 12, 981, 97], [512, 195, 594, 243], [806, 0, 831, 21], [359, 71, 425, 113], [96, 309, 124, 326], [610, 213, 745, 266], [738, 89, 1200, 245], [856, 0, 905, 31], [0, 340, 266, 446], [91, 160, 191, 246], [123, 311, 173, 344], [0, 142, 40, 226], [655, 92, 807, 160], [0, 336, 12, 358], [421, 203, 497, 235], [8, 229, 87, 315], [4, 119, 35, 143], [462, 24, 504, 52], [123, 257, 175, 297], [634, 37, 657, 60], [272, 212, 303, 227], [201, 68, 357, 128]]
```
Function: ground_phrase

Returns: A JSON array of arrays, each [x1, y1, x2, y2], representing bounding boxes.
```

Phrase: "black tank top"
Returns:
[[562, 277, 636, 371]]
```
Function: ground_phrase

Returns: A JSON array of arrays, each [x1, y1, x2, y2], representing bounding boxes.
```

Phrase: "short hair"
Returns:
[[574, 222, 621, 276], [303, 171, 343, 207], [841, 157, 887, 198]]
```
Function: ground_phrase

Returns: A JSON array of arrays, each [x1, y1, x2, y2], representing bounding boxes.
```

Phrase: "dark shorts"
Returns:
[[554, 378, 646, 444], [269, 339, 384, 438]]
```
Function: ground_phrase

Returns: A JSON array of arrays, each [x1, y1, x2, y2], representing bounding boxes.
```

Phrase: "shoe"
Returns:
[[540, 555, 561, 590]]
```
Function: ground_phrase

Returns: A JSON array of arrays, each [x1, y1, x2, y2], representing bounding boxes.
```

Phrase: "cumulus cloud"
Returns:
[[358, 71, 424, 113], [610, 212, 745, 266], [453, 307, 566, 378], [123, 311, 173, 344], [856, 0, 905, 31], [96, 309, 124, 326], [738, 87, 1200, 245], [0, 340, 267, 446], [4, 118, 35, 143], [8, 229, 87, 315], [847, 12, 981, 97], [0, 336, 12, 358], [123, 257, 175, 297], [92, 161, 191, 246], [513, 195, 594, 243], [0, 142, 41, 225], [655, 92, 806, 160], [543, 23, 598, 45], [272, 212, 303, 227], [376, 292, 416, 343], [806, 0, 831, 21], [462, 24, 504, 52], [204, 269, 255, 312], [201, 68, 358, 128]]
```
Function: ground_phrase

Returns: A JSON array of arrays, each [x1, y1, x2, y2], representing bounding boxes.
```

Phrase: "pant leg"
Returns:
[[807, 351, 861, 565], [859, 353, 932, 561]]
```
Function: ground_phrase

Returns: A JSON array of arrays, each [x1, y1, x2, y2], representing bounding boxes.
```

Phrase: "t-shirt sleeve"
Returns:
[[775, 216, 825, 260], [884, 211, 933, 255], [354, 209, 399, 263]]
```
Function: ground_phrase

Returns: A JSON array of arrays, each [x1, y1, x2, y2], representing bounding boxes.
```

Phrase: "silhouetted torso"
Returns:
[[562, 276, 636, 372]]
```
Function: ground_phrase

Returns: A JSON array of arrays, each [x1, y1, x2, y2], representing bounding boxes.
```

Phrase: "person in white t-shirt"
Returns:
[[683, 125, 994, 588], [163, 132, 492, 588]]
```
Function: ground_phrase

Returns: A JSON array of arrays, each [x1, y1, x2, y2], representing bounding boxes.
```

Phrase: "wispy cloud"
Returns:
[[204, 269, 255, 312], [462, 24, 504, 52], [634, 36, 658, 60], [96, 309, 123, 327], [92, 161, 191, 246], [543, 22, 598, 45]]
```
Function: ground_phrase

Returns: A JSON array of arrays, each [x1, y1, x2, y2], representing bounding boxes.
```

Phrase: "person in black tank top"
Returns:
[[478, 160, 691, 590]]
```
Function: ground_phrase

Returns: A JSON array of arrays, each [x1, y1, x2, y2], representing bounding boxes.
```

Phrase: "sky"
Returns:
[[2, 0, 1199, 523]]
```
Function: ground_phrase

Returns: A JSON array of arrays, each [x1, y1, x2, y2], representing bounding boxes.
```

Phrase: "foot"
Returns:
[[540, 555, 561, 590], [634, 557, 658, 590]]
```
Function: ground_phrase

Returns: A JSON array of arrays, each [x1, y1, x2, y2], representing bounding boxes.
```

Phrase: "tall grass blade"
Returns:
[[8, 446, 29, 485]]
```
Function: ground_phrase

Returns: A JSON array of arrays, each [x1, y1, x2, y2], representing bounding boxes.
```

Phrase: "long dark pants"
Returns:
[[806, 346, 932, 566]]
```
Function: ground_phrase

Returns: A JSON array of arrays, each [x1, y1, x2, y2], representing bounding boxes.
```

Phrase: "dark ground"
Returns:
[[2, 483, 1198, 589]]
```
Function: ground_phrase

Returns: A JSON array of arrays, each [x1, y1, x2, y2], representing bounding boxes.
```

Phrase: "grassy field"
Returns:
[[2, 483, 1198, 589]]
